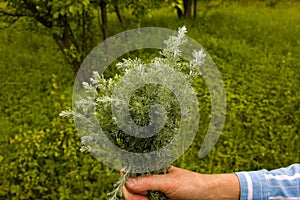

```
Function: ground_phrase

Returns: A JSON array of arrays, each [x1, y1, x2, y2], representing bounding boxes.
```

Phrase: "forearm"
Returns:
[[123, 164, 300, 200], [203, 174, 240, 200], [123, 167, 241, 200]]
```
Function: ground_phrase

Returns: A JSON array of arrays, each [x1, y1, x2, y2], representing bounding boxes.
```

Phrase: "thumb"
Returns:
[[125, 174, 169, 195]]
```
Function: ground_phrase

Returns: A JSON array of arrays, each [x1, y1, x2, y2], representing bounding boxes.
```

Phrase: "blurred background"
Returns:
[[0, 0, 300, 199]]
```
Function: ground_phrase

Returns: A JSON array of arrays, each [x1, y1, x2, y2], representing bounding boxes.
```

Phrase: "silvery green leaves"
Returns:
[[60, 26, 207, 172], [189, 49, 206, 77], [158, 27, 206, 78], [116, 57, 143, 72], [162, 26, 187, 58], [59, 110, 74, 118], [61, 26, 226, 200]]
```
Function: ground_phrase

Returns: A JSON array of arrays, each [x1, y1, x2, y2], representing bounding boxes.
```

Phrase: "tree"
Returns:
[[183, 0, 192, 20], [178, 0, 197, 20], [0, 0, 129, 74], [0, 0, 166, 74], [113, 2, 126, 30], [99, 0, 109, 40], [193, 0, 197, 19], [0, 0, 96, 74]]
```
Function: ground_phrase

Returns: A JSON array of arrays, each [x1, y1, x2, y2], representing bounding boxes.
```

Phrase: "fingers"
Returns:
[[120, 166, 127, 176], [122, 185, 148, 200], [121, 166, 180, 199], [125, 166, 179, 194], [125, 177, 152, 195]]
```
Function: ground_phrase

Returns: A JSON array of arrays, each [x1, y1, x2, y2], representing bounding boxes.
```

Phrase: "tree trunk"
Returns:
[[100, 0, 109, 40], [4, 1, 82, 75], [54, 35, 81, 74], [52, 20, 81, 74], [82, 9, 87, 56], [193, 0, 197, 19], [183, 0, 192, 20], [114, 4, 126, 30]]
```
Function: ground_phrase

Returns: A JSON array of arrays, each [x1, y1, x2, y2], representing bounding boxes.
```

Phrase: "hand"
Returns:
[[122, 166, 240, 200]]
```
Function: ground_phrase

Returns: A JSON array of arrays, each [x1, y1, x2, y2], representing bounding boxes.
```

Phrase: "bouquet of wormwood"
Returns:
[[60, 26, 206, 200]]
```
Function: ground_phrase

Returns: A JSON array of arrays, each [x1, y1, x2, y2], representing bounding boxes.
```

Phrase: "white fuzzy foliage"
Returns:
[[163, 26, 187, 57], [116, 57, 143, 72], [90, 71, 102, 85], [59, 110, 74, 118], [189, 49, 206, 76]]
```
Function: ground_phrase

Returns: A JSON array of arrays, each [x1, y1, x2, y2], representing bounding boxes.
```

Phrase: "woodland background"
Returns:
[[0, 0, 300, 199]]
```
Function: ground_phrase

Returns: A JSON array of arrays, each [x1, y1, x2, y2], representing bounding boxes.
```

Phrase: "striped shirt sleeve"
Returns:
[[235, 164, 300, 200]]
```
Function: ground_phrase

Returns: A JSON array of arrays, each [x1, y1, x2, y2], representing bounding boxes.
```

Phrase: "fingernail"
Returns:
[[121, 166, 127, 173], [127, 178, 138, 185]]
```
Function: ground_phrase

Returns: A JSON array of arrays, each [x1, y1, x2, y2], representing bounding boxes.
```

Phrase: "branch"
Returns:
[[0, 9, 27, 17], [0, 8, 25, 30], [18, 1, 53, 28], [0, 17, 20, 30]]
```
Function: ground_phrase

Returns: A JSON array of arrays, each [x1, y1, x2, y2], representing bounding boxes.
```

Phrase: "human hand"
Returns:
[[122, 166, 240, 200]]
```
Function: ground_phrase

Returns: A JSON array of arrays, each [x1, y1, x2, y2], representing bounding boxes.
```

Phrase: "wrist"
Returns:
[[204, 174, 240, 200]]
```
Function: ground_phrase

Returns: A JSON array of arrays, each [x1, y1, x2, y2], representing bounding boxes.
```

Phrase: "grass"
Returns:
[[0, 28, 74, 134], [0, 0, 300, 199]]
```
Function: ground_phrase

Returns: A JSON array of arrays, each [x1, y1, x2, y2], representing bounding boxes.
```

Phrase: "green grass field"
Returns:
[[0, 1, 300, 199]]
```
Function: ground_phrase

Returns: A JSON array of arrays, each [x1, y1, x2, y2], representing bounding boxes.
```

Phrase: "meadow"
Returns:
[[0, 1, 300, 199]]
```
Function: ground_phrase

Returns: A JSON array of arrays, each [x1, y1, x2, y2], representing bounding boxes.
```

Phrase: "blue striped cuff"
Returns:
[[236, 164, 300, 199], [235, 170, 269, 200]]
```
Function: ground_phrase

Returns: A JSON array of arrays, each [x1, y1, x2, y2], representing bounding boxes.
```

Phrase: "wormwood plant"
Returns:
[[60, 26, 206, 200]]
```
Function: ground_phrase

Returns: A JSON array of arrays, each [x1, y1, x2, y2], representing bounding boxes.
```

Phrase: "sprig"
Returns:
[[108, 166, 131, 200]]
